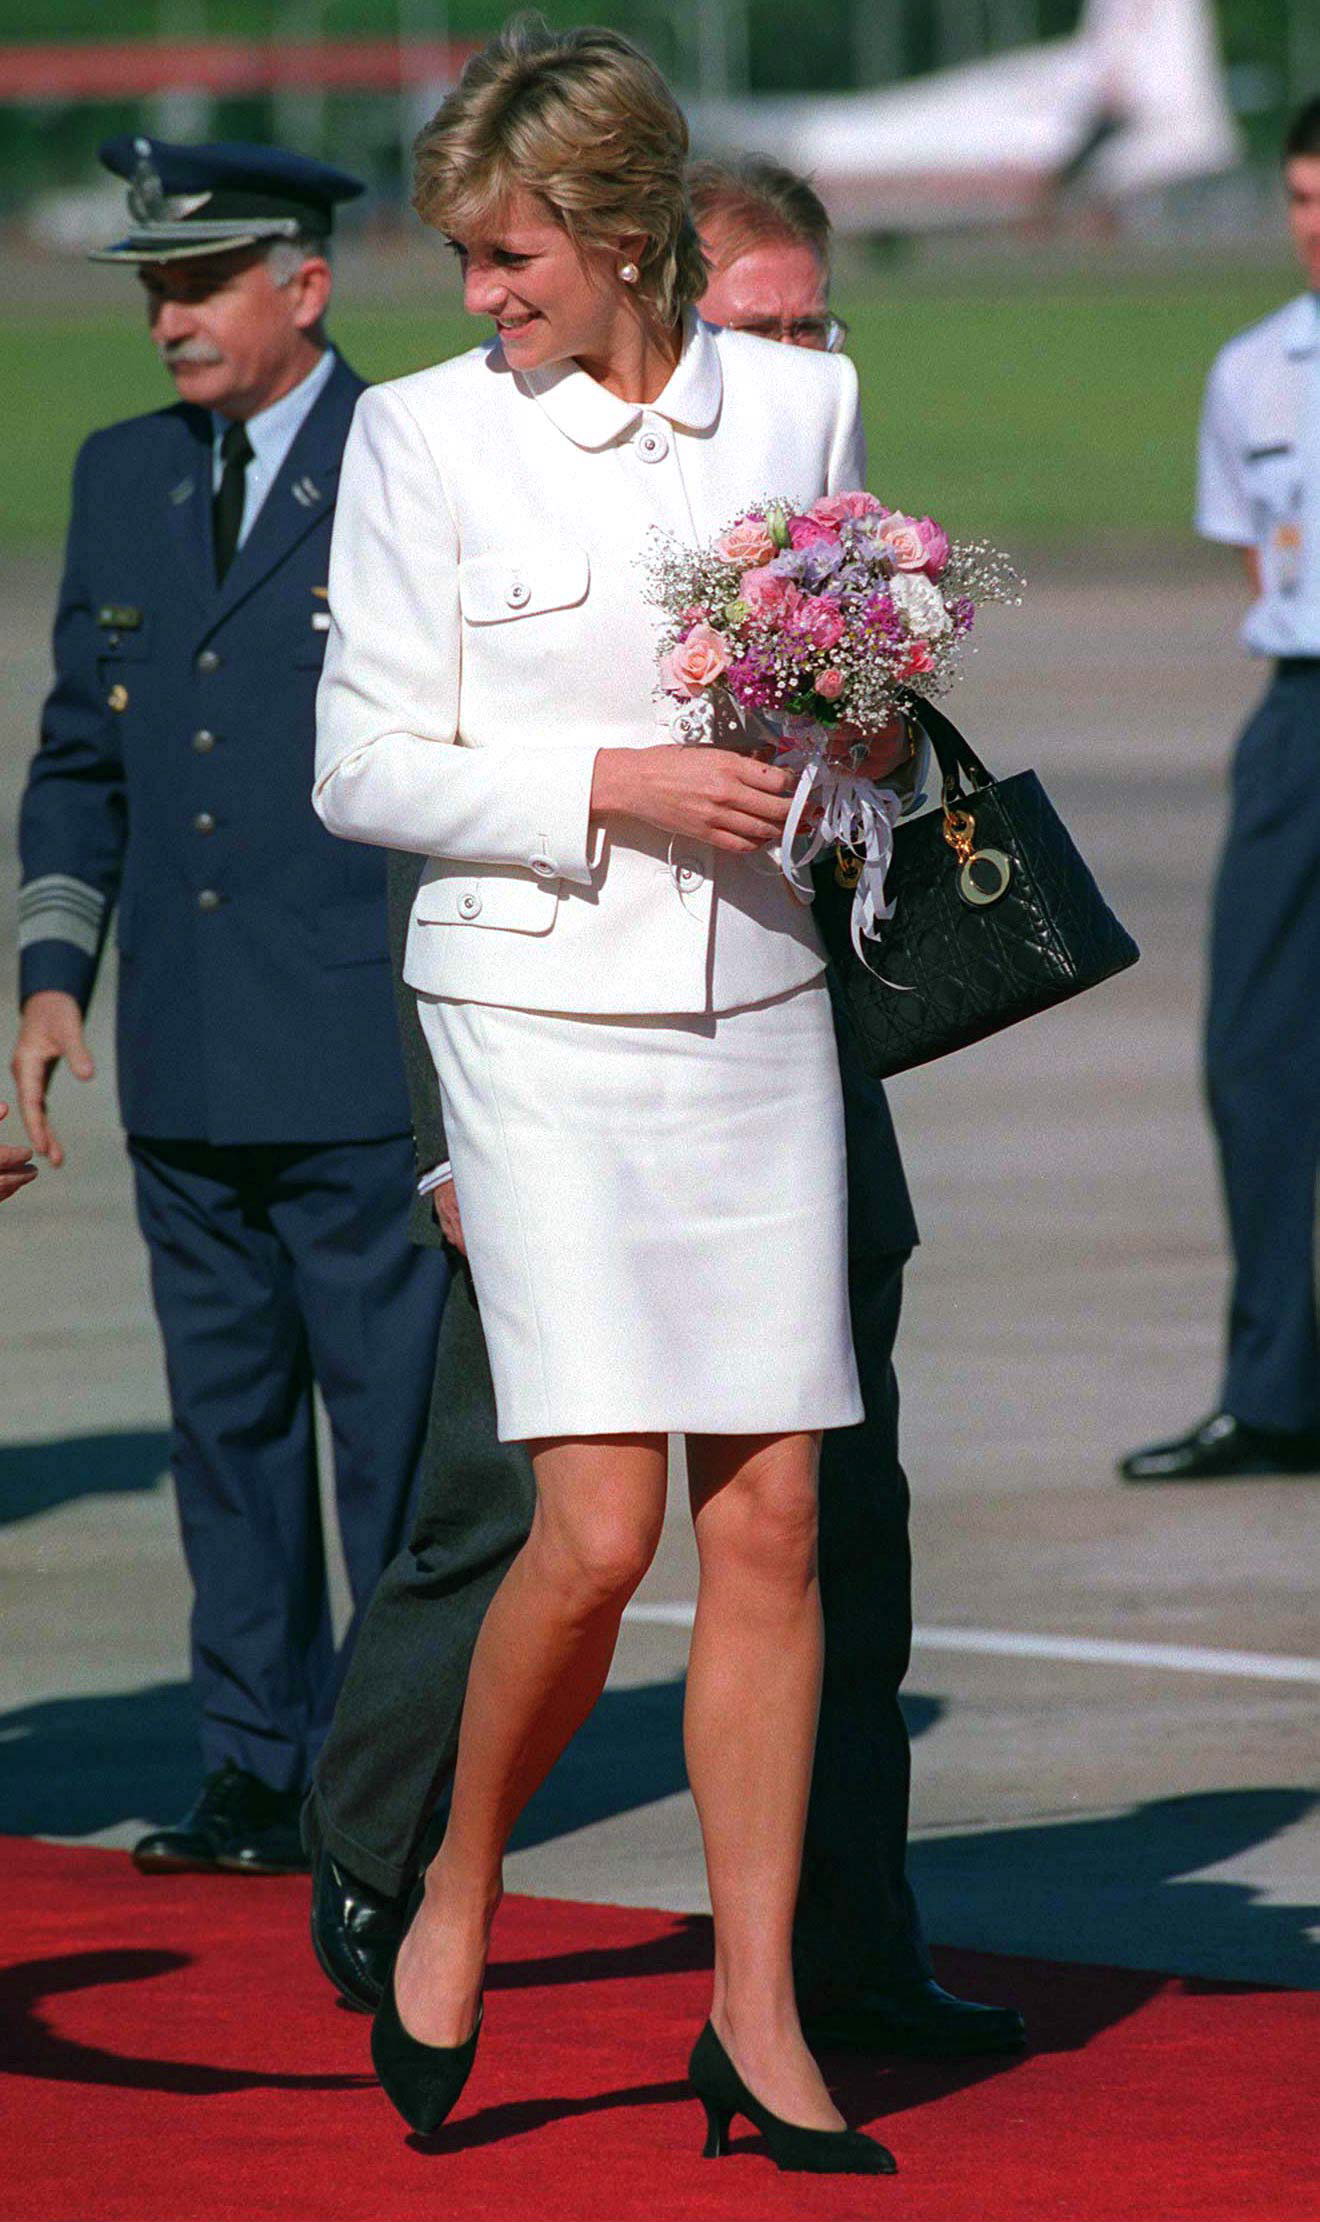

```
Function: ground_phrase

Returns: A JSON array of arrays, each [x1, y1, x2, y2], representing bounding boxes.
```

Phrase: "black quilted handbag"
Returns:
[[811, 698, 1139, 1080]]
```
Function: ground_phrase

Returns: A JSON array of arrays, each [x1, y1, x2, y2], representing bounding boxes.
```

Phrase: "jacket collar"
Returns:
[[163, 352, 365, 622], [519, 312, 723, 449], [1283, 292, 1320, 359]]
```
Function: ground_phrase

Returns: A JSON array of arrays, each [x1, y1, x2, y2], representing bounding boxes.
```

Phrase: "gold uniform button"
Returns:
[[192, 729, 216, 753], [197, 648, 220, 674], [193, 811, 216, 835], [197, 888, 221, 912], [108, 683, 129, 711]]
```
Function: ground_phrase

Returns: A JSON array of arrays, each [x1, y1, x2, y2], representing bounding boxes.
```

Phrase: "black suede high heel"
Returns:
[[688, 2021, 897, 2176], [369, 1885, 483, 2135]]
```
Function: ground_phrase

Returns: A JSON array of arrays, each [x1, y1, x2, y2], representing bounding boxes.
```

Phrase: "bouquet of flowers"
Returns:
[[645, 492, 1019, 958]]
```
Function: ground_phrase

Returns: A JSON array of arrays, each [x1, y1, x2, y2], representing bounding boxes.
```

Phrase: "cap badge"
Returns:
[[127, 137, 212, 226]]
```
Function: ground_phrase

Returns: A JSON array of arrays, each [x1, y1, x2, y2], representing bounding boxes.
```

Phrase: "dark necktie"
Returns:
[[213, 419, 253, 584]]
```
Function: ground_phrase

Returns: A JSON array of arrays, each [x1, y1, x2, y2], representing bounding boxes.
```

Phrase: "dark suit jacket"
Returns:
[[19, 353, 411, 1145]]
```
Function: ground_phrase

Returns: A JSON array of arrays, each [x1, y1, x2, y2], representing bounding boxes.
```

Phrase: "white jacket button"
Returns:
[[506, 578, 530, 608], [530, 856, 558, 878], [673, 848, 705, 890], [635, 427, 668, 463], [457, 889, 482, 919]]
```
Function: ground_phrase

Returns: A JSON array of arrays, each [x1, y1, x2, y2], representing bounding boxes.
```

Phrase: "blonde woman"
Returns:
[[314, 15, 903, 2176]]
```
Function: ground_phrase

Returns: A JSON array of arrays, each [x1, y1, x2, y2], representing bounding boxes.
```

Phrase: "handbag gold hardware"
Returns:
[[943, 801, 1012, 906]]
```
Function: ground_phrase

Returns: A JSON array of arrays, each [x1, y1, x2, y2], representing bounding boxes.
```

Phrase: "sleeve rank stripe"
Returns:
[[18, 876, 108, 956]]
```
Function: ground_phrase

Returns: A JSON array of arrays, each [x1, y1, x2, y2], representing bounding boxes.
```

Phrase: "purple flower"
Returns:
[[861, 592, 905, 642], [950, 596, 975, 635], [726, 649, 781, 711]]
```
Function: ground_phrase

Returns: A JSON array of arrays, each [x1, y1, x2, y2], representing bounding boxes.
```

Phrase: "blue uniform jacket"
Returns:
[[18, 353, 412, 1145]]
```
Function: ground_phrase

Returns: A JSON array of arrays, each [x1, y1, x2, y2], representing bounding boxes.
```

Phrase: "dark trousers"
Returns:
[[312, 1241, 927, 1988], [1206, 664, 1320, 1433], [129, 1133, 449, 1792]]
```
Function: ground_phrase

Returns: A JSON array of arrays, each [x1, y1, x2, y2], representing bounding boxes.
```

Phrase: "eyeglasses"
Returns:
[[725, 315, 849, 354]]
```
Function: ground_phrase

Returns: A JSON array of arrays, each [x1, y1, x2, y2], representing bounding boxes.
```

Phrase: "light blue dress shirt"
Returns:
[[1196, 293, 1320, 657], [211, 345, 337, 550]]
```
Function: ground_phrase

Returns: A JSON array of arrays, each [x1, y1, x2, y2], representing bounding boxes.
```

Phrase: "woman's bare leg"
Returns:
[[685, 1429, 841, 2131], [392, 1433, 667, 2046]]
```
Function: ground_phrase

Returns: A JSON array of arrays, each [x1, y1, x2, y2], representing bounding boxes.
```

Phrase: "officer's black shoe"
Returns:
[[133, 1760, 280, 1874], [216, 1781, 311, 1876], [801, 1977, 1027, 2059], [308, 1843, 407, 2013], [1118, 1411, 1320, 1483]]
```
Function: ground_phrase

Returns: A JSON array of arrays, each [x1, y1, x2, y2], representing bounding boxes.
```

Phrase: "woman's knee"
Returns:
[[529, 1494, 663, 1608], [698, 1460, 820, 1586]]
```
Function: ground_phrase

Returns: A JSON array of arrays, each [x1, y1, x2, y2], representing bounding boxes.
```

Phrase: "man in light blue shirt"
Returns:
[[1122, 97, 1320, 1481]]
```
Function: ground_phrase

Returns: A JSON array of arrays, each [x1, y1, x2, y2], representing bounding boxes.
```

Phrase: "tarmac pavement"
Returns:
[[2, 550, 1316, 1992]]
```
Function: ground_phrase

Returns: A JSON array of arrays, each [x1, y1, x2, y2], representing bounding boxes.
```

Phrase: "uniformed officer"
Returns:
[[1122, 98, 1320, 1483], [12, 137, 449, 1869]]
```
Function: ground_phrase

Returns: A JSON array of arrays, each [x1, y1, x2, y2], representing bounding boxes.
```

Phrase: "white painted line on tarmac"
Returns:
[[621, 1605, 1320, 1685]]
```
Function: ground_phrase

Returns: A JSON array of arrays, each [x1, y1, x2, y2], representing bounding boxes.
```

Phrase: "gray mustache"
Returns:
[[161, 342, 226, 367]]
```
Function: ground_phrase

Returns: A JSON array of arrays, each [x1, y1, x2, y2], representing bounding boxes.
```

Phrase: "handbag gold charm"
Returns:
[[943, 803, 1012, 908], [834, 843, 864, 890]]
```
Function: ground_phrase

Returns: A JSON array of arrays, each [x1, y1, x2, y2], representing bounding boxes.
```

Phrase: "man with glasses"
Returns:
[[304, 156, 1025, 2063]]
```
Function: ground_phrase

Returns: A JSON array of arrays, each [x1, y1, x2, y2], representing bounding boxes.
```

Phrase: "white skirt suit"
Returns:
[[313, 314, 865, 1441]]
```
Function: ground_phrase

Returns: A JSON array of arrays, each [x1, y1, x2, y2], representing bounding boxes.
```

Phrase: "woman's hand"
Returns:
[[591, 745, 795, 855]]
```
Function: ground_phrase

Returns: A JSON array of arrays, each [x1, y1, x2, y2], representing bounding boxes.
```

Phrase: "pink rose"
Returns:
[[876, 513, 929, 571], [814, 667, 846, 701], [810, 491, 885, 526], [717, 515, 778, 568], [898, 641, 935, 679], [740, 568, 802, 624], [915, 517, 950, 579], [786, 594, 846, 652], [662, 622, 731, 696], [788, 512, 839, 549]]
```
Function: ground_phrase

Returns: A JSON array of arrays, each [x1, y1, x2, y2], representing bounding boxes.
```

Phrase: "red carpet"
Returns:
[[3, 1835, 1315, 2222]]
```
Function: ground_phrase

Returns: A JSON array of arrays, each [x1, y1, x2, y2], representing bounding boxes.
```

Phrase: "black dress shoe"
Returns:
[[801, 1977, 1026, 2059], [133, 1760, 282, 1874], [1119, 1411, 1320, 1483], [216, 1783, 310, 1876], [309, 1842, 406, 2013]]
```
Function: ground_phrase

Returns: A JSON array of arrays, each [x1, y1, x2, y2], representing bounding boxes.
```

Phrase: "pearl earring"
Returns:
[[619, 262, 639, 285]]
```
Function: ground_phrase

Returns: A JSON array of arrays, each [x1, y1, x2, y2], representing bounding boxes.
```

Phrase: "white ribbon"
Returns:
[[775, 738, 903, 969]]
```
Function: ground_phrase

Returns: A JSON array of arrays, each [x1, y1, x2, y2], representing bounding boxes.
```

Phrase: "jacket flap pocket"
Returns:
[[458, 543, 589, 625], [412, 861, 559, 936]]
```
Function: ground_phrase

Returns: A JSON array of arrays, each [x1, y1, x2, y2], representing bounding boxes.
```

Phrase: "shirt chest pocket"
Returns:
[[457, 542, 590, 626], [1241, 441, 1299, 533]]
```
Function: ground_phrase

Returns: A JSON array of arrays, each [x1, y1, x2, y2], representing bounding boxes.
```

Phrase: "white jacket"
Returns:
[[313, 314, 866, 1015]]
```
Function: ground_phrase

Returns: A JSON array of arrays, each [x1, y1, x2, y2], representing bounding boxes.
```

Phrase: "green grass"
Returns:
[[5, 268, 1296, 554]]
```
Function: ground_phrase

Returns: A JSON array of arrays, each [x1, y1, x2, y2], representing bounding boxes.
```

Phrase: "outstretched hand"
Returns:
[[11, 989, 95, 1167], [0, 1103, 37, 1201]]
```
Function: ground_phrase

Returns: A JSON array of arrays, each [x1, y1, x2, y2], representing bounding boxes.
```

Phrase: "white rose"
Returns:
[[890, 570, 952, 639]]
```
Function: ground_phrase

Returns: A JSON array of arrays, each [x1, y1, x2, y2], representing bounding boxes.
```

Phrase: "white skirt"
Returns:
[[417, 976, 862, 1442]]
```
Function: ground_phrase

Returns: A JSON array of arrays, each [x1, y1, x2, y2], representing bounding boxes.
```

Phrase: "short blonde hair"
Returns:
[[412, 13, 707, 326]]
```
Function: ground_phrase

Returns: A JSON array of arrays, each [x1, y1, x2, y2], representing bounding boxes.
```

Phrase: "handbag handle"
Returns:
[[908, 697, 993, 801]]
